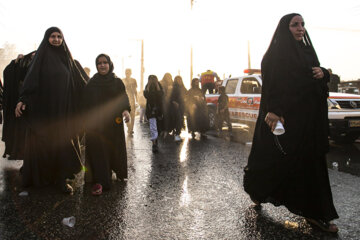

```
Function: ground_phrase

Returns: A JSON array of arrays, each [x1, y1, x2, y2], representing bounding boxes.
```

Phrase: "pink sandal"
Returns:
[[91, 183, 102, 196]]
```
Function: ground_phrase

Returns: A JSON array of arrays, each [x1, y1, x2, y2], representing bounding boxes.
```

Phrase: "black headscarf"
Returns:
[[258, 13, 329, 156], [191, 78, 200, 89], [20, 27, 86, 103], [260, 13, 324, 117], [87, 53, 116, 87], [83, 53, 130, 131], [19, 26, 86, 139]]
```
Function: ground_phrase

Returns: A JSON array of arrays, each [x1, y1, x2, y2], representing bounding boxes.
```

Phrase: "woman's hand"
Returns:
[[122, 110, 130, 123], [265, 112, 284, 132], [312, 67, 324, 79], [15, 102, 26, 117]]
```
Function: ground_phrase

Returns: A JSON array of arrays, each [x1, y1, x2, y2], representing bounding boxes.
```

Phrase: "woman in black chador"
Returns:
[[144, 75, 164, 153], [185, 78, 209, 139], [243, 14, 339, 233], [168, 75, 187, 142], [3, 51, 35, 160], [83, 54, 130, 195], [15, 27, 87, 194]]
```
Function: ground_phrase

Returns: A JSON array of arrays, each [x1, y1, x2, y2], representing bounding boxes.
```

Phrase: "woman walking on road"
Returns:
[[15, 27, 87, 194], [243, 13, 339, 233], [83, 54, 130, 195], [168, 75, 187, 142], [159, 72, 173, 137], [144, 75, 164, 153], [185, 78, 209, 139]]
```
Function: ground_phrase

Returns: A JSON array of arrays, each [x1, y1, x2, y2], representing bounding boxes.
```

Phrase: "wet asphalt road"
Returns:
[[0, 120, 359, 240]]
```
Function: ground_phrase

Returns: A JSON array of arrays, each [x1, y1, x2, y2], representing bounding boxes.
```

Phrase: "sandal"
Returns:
[[92, 183, 103, 196], [306, 218, 339, 233]]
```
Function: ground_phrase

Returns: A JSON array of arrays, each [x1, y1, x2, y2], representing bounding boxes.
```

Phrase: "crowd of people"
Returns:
[[1, 26, 214, 195], [143, 73, 210, 152], [1, 12, 340, 234]]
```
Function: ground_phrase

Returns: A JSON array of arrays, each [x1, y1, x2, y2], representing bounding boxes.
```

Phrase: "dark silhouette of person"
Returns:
[[327, 68, 340, 92]]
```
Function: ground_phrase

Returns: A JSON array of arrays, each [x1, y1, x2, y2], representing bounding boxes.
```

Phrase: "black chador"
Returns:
[[243, 14, 338, 223], [19, 27, 87, 191], [82, 54, 130, 189], [2, 51, 35, 159]]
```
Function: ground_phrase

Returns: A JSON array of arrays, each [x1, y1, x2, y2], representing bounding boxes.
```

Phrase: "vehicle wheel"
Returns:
[[208, 107, 217, 130]]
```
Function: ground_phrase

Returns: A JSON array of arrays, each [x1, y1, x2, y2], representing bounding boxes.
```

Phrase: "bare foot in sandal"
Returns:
[[306, 218, 339, 233], [92, 183, 103, 196]]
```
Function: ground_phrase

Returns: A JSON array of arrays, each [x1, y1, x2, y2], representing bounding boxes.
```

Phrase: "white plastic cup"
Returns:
[[273, 121, 285, 135], [62, 216, 76, 227]]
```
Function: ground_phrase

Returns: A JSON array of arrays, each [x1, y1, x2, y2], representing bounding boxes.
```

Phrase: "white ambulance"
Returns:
[[205, 70, 360, 143]]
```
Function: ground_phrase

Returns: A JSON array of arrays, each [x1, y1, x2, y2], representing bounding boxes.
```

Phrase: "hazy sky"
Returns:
[[1, 0, 359, 87]]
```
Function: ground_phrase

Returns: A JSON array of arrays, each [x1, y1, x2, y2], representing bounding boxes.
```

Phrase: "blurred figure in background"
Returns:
[[144, 75, 163, 153], [138, 90, 147, 123], [214, 78, 223, 93], [216, 86, 232, 136], [200, 69, 220, 94], [159, 72, 173, 137], [123, 68, 137, 135], [84, 67, 91, 79], [185, 78, 209, 139], [168, 75, 187, 142], [327, 68, 340, 92]]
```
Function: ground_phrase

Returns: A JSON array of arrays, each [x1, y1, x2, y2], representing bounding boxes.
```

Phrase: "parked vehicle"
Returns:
[[206, 70, 360, 143], [338, 86, 359, 95]]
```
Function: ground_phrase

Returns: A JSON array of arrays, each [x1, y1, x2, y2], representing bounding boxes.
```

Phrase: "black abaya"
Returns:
[[19, 27, 86, 188], [243, 14, 338, 222], [186, 87, 209, 133], [83, 57, 130, 189], [2, 52, 34, 159]]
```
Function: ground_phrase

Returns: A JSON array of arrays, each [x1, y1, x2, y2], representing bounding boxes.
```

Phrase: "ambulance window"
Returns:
[[225, 79, 238, 94], [240, 78, 261, 94]]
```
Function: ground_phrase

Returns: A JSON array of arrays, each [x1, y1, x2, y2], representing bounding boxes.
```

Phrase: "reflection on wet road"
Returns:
[[0, 121, 359, 239]]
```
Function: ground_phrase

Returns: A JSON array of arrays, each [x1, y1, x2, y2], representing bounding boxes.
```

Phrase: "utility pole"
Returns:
[[190, 46, 193, 82], [190, 0, 194, 84], [247, 40, 251, 69], [140, 39, 144, 92]]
